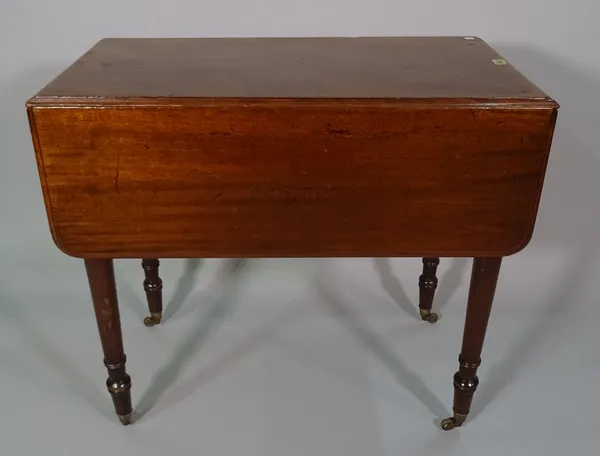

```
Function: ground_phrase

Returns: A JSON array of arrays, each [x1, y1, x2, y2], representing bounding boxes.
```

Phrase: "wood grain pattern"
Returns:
[[26, 38, 558, 259], [25, 37, 560, 429], [28, 103, 557, 258], [30, 37, 550, 102]]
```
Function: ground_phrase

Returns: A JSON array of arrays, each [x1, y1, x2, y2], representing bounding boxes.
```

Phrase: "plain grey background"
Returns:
[[2, 1, 600, 454]]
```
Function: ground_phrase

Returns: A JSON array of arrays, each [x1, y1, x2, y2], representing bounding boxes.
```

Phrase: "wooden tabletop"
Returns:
[[27, 36, 558, 259], [30, 37, 554, 105]]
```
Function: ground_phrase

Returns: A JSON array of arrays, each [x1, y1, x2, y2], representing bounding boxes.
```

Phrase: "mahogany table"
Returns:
[[26, 37, 558, 429]]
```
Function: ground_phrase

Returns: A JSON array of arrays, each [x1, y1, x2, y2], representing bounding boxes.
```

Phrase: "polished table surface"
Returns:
[[27, 37, 558, 430]]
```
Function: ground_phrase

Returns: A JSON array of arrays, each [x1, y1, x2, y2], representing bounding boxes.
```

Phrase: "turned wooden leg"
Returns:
[[441, 257, 502, 430], [142, 258, 163, 327], [85, 259, 133, 425], [419, 257, 440, 323]]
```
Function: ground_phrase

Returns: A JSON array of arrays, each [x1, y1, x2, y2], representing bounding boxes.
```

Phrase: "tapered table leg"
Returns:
[[142, 258, 163, 327], [441, 257, 502, 430], [419, 257, 440, 323], [85, 259, 133, 425]]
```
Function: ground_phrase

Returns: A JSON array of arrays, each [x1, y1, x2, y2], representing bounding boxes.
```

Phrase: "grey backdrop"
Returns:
[[1, 1, 600, 455]]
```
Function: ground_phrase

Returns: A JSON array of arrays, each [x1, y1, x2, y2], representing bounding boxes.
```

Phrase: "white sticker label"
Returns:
[[464, 36, 476, 40]]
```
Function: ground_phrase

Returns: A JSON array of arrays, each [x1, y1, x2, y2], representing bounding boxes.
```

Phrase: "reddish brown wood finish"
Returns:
[[31, 37, 549, 101], [27, 103, 556, 258], [441, 257, 502, 430], [27, 37, 557, 259], [142, 259, 163, 326], [84, 259, 132, 424], [419, 257, 440, 323], [25, 37, 558, 428]]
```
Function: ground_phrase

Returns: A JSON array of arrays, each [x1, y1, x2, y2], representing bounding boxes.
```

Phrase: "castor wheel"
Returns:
[[440, 417, 458, 430], [143, 312, 162, 327], [440, 412, 466, 430], [419, 309, 439, 324]]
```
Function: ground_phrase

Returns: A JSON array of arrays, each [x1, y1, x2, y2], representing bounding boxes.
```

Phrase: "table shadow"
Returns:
[[373, 257, 469, 320], [0, 65, 115, 421], [135, 259, 246, 420], [373, 258, 419, 319], [164, 258, 204, 321], [314, 277, 449, 421], [0, 292, 114, 421]]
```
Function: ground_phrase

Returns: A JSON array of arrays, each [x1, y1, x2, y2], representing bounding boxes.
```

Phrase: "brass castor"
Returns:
[[118, 412, 133, 425], [419, 309, 439, 324], [440, 412, 466, 431], [143, 312, 162, 327], [440, 417, 459, 430]]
